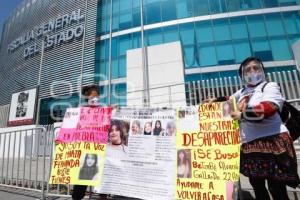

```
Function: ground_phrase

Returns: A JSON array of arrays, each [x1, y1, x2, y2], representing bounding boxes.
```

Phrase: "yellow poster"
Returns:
[[49, 141, 106, 186], [176, 101, 240, 200]]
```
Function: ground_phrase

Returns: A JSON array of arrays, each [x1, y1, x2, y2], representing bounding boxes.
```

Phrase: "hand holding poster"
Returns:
[[176, 101, 240, 200]]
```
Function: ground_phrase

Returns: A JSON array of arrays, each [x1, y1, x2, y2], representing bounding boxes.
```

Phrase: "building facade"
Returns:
[[1, 0, 300, 125]]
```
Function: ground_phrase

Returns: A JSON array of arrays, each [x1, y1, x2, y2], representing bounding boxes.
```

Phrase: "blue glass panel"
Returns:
[[119, 34, 132, 56], [112, 16, 119, 32], [210, 0, 227, 14], [132, 7, 141, 27], [227, 0, 243, 11], [95, 41, 100, 59], [216, 42, 235, 65], [230, 17, 248, 40], [199, 43, 218, 66], [120, 0, 131, 11], [112, 58, 118, 79], [193, 0, 209, 16], [195, 20, 214, 43], [176, 0, 193, 19], [265, 13, 285, 36], [100, 85, 108, 105], [183, 45, 197, 67], [163, 25, 179, 43], [270, 38, 292, 60], [247, 15, 267, 38], [179, 23, 195, 45], [251, 38, 273, 61], [278, 0, 298, 6], [119, 56, 126, 78], [145, 1, 161, 24], [99, 61, 108, 80], [119, 10, 132, 30], [282, 12, 300, 35], [261, 0, 278, 7], [213, 19, 231, 41], [111, 38, 118, 59], [234, 40, 251, 62], [133, 32, 141, 48], [161, 0, 177, 21], [112, 0, 119, 14], [147, 28, 163, 46], [243, 0, 262, 9]]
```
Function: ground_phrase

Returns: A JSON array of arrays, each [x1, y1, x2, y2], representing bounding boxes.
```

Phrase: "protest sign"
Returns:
[[176, 101, 240, 200], [95, 108, 177, 200]]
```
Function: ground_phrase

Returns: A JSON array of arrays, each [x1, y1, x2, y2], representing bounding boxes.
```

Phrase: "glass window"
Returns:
[[176, 0, 193, 19], [282, 12, 300, 35], [213, 19, 231, 41], [145, 1, 161, 24], [147, 28, 163, 46], [195, 20, 214, 43], [161, 0, 177, 21], [112, 0, 119, 14], [247, 15, 267, 38], [261, 0, 278, 7], [163, 25, 179, 43], [265, 13, 285, 37], [209, 0, 227, 14], [99, 61, 108, 80], [278, 0, 298, 6], [112, 59, 118, 79], [216, 42, 235, 65], [119, 34, 132, 56], [112, 16, 119, 32], [193, 0, 209, 16], [132, 7, 141, 27], [243, 0, 262, 9], [234, 40, 251, 62], [119, 56, 126, 78], [179, 23, 195, 45], [270, 38, 292, 60], [183, 45, 197, 67], [119, 10, 132, 30], [227, 0, 242, 12], [199, 43, 218, 66], [251, 38, 273, 61], [111, 38, 118, 59], [230, 17, 248, 40], [133, 32, 141, 48], [120, 0, 132, 11]]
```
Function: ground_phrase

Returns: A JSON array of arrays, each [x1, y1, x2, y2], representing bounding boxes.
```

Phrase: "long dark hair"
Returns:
[[109, 120, 125, 145], [79, 154, 98, 180], [153, 120, 162, 135], [177, 150, 189, 166]]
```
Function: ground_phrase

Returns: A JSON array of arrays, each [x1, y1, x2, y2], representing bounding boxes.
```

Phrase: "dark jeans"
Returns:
[[249, 177, 289, 200]]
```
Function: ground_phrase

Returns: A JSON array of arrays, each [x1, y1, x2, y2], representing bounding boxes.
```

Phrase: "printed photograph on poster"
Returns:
[[222, 100, 235, 119], [79, 153, 100, 181], [7, 87, 38, 126], [107, 120, 130, 157], [130, 120, 143, 135], [177, 149, 192, 178]]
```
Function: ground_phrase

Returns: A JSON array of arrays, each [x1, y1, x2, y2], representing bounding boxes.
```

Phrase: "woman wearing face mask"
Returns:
[[206, 57, 299, 200]]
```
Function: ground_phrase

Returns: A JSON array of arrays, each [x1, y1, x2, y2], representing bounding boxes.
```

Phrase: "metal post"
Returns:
[[108, 0, 113, 106], [140, 0, 150, 107]]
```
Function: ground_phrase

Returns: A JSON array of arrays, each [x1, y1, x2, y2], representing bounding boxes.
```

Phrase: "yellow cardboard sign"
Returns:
[[49, 141, 106, 186], [176, 101, 240, 200]]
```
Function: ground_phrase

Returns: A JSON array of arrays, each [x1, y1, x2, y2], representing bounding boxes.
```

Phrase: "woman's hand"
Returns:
[[230, 111, 242, 120]]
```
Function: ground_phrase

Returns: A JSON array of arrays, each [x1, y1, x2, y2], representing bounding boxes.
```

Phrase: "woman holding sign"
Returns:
[[206, 57, 299, 200]]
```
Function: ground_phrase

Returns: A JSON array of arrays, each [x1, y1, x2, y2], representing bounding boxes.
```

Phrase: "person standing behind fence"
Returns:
[[72, 85, 108, 200], [205, 57, 299, 200]]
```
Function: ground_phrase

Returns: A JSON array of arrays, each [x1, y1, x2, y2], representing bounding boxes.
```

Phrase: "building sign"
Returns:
[[7, 88, 38, 126], [7, 9, 85, 59]]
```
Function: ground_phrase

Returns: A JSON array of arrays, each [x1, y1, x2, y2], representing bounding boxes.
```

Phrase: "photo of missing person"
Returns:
[[178, 110, 186, 119], [78, 153, 99, 180], [107, 120, 129, 156], [15, 92, 29, 118], [222, 101, 234, 119], [153, 120, 164, 136], [143, 121, 152, 135], [177, 149, 191, 178], [130, 120, 142, 135], [161, 121, 176, 136]]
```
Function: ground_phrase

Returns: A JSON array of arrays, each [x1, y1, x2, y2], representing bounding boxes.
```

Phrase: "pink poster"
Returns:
[[56, 107, 112, 143]]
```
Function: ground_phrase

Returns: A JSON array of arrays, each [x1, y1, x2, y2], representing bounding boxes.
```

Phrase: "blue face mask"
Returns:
[[88, 97, 100, 106], [244, 72, 264, 86]]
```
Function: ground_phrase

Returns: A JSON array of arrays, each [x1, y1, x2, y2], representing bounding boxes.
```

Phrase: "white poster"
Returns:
[[95, 108, 177, 200], [7, 88, 38, 126]]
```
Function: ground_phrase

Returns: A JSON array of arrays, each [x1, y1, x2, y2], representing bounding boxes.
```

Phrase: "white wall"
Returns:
[[292, 39, 300, 71], [126, 41, 186, 107]]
